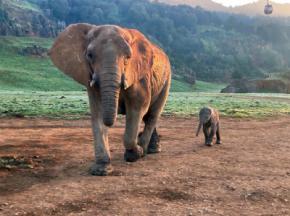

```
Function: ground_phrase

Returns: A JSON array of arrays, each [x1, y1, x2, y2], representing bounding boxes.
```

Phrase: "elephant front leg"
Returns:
[[124, 110, 144, 162], [203, 126, 211, 146], [206, 124, 217, 147], [87, 88, 112, 176]]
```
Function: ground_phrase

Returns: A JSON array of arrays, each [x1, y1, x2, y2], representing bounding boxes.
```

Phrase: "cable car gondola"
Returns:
[[264, 0, 273, 15]]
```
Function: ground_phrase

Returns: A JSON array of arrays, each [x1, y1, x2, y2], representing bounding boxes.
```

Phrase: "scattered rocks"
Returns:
[[0, 156, 37, 170]]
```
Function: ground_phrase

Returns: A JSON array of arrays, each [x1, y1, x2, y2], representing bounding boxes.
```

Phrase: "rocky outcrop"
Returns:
[[221, 79, 290, 93], [19, 45, 48, 57]]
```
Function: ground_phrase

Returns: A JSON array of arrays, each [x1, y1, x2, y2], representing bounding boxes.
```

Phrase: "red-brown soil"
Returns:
[[0, 117, 290, 216]]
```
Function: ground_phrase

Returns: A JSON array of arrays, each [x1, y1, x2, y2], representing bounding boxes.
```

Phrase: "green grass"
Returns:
[[0, 91, 89, 119], [1, 91, 290, 119], [192, 81, 226, 92], [170, 80, 193, 92], [165, 93, 290, 118], [4, 0, 41, 12], [171, 80, 225, 92]]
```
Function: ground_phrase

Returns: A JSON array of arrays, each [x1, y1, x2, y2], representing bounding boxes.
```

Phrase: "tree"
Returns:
[[48, 0, 69, 20]]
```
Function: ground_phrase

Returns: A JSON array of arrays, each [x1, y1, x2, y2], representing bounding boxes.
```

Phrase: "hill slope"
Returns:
[[0, 36, 82, 91], [0, 0, 60, 37], [157, 0, 290, 17]]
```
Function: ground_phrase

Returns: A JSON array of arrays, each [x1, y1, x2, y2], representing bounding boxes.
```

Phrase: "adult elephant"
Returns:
[[49, 24, 171, 176]]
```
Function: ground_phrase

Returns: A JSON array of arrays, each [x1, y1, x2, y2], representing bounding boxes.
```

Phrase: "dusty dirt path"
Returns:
[[0, 116, 290, 216]]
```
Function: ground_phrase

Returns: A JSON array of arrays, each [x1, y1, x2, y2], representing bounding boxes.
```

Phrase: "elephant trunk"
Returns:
[[196, 122, 202, 137], [100, 54, 121, 127]]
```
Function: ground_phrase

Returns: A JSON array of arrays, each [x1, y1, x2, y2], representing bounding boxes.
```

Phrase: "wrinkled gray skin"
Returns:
[[196, 107, 221, 146]]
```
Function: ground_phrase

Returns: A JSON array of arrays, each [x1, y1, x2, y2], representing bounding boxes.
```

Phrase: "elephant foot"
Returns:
[[138, 129, 161, 155], [89, 163, 113, 176], [147, 144, 161, 154], [147, 129, 161, 154], [216, 140, 222, 145], [205, 142, 213, 147], [124, 146, 143, 162]]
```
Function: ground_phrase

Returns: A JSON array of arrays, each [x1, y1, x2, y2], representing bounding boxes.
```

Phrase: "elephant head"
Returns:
[[196, 107, 212, 137], [49, 24, 135, 127]]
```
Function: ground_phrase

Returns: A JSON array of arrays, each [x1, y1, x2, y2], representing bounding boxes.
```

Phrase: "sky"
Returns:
[[212, 0, 290, 7]]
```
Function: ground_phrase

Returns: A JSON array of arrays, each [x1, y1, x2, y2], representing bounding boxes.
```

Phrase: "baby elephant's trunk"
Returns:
[[196, 122, 202, 137]]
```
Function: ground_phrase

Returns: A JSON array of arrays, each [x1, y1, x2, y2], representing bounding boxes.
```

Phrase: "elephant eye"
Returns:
[[86, 51, 95, 62], [88, 53, 93, 59]]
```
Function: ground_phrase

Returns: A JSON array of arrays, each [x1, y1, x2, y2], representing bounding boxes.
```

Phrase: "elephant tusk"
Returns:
[[89, 72, 100, 88], [121, 73, 129, 90], [123, 80, 129, 90], [90, 79, 96, 88]]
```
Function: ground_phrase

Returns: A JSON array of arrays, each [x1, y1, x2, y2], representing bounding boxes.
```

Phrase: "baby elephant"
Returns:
[[196, 107, 221, 146]]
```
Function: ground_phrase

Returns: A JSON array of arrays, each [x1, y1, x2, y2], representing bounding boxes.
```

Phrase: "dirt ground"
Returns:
[[0, 116, 290, 216]]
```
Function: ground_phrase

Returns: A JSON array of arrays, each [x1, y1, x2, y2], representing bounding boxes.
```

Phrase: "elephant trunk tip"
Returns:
[[103, 117, 116, 127]]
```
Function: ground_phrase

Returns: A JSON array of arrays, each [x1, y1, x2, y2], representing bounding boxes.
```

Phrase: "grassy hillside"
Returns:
[[5, 0, 41, 12], [0, 36, 82, 91], [0, 36, 224, 92]]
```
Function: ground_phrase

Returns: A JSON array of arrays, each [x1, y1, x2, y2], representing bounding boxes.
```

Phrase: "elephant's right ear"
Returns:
[[49, 23, 93, 86]]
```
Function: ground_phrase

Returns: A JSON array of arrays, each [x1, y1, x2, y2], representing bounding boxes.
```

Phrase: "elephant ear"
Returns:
[[120, 29, 153, 90], [49, 23, 93, 86]]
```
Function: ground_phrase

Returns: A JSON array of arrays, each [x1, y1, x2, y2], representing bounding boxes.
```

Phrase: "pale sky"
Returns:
[[212, 0, 290, 7]]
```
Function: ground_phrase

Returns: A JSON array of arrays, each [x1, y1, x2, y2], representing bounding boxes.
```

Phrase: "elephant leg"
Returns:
[[123, 110, 144, 162], [138, 120, 161, 154], [203, 126, 210, 145], [147, 128, 160, 154], [216, 123, 222, 144], [138, 81, 170, 154], [206, 124, 217, 146], [138, 114, 161, 154], [87, 88, 112, 176]]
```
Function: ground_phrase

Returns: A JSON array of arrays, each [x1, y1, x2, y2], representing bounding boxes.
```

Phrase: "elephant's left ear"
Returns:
[[115, 34, 134, 90], [118, 30, 151, 90], [115, 35, 132, 59]]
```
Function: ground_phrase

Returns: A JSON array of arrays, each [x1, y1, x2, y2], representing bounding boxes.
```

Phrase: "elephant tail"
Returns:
[[196, 122, 202, 137]]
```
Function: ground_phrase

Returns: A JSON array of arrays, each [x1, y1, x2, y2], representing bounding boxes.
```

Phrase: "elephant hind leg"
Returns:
[[138, 80, 170, 154], [139, 128, 161, 154], [147, 128, 161, 153], [216, 123, 222, 144]]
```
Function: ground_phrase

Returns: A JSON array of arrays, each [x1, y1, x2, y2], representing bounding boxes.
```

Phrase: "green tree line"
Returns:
[[31, 0, 290, 82]]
